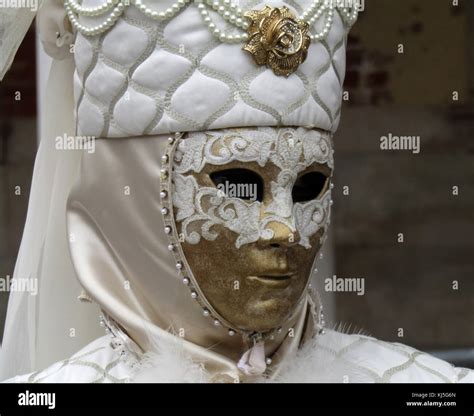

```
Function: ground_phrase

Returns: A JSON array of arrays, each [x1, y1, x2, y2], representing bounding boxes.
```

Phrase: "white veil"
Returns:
[[0, 1, 102, 380]]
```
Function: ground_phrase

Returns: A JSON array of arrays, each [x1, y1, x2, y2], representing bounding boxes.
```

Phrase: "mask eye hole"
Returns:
[[292, 171, 329, 203], [210, 168, 263, 202]]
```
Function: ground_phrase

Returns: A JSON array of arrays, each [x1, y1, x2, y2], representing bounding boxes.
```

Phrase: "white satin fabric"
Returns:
[[6, 329, 474, 383], [73, 0, 352, 137], [0, 1, 104, 381], [0, 0, 323, 381], [66, 134, 316, 382]]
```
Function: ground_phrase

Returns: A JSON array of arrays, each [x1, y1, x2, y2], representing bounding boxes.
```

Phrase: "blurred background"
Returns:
[[332, 0, 474, 366], [0, 0, 473, 366]]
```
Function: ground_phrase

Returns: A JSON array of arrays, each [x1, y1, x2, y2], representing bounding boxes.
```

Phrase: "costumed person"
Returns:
[[1, 0, 473, 383]]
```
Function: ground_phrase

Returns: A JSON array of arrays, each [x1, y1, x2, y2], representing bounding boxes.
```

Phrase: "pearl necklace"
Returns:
[[65, 0, 358, 41]]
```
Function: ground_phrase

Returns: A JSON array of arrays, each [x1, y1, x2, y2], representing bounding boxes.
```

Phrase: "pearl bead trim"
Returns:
[[160, 132, 240, 336], [65, 0, 126, 37], [67, 0, 119, 16], [64, 0, 358, 40], [158, 132, 323, 341]]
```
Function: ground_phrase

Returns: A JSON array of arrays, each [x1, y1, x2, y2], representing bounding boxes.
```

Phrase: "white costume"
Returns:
[[0, 0, 472, 383], [6, 328, 474, 383]]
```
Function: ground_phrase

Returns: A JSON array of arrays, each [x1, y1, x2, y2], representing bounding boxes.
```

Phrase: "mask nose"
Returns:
[[258, 175, 298, 248], [258, 220, 298, 248]]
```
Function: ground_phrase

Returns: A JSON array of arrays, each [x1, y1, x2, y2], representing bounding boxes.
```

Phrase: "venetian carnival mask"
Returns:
[[54, 0, 357, 376], [162, 127, 334, 333]]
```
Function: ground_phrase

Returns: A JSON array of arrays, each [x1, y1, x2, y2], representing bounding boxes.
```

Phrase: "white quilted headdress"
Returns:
[[67, 0, 358, 138]]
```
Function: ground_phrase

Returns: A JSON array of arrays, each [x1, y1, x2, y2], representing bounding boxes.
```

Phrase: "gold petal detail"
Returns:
[[242, 5, 311, 77]]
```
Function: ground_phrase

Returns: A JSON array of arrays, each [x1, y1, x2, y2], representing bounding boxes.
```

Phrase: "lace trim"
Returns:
[[172, 127, 333, 249]]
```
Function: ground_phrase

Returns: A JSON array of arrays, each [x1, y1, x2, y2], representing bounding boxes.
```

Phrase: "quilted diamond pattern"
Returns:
[[315, 330, 470, 383], [134, 49, 193, 90], [7, 331, 473, 383], [171, 71, 231, 124], [85, 60, 126, 105], [102, 19, 149, 66], [6, 336, 132, 383], [73, 1, 351, 138]]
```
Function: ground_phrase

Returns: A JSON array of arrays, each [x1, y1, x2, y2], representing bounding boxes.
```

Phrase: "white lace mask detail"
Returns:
[[172, 127, 333, 249]]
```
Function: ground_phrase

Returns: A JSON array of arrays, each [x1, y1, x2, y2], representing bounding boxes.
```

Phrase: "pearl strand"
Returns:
[[195, 1, 247, 43], [205, 0, 335, 34], [196, 0, 347, 44], [161, 133, 239, 337], [207, 0, 324, 26], [67, 0, 119, 16], [65, 0, 357, 42], [132, 0, 191, 21], [203, 0, 248, 30], [310, 4, 334, 41], [65, 0, 126, 36], [161, 133, 294, 343], [339, 4, 359, 25], [301, 0, 324, 23]]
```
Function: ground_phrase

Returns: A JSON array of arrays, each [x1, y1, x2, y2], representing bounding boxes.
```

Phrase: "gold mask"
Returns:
[[162, 127, 333, 335]]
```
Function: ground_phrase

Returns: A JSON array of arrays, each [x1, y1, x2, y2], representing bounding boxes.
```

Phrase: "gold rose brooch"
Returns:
[[243, 5, 311, 77]]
